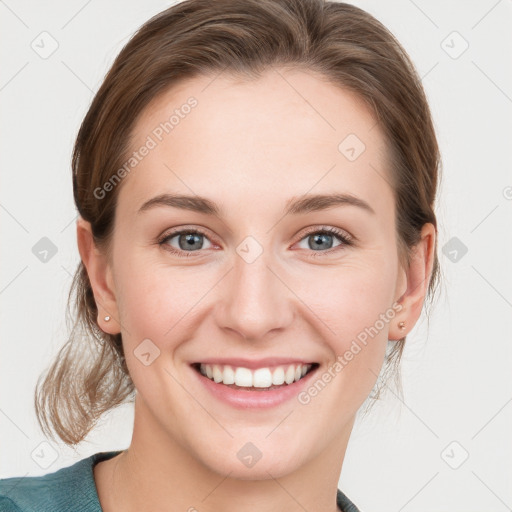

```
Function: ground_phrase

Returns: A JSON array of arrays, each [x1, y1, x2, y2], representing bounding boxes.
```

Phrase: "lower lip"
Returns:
[[192, 365, 318, 409]]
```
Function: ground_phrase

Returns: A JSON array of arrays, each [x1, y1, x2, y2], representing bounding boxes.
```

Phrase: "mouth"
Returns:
[[191, 361, 319, 396]]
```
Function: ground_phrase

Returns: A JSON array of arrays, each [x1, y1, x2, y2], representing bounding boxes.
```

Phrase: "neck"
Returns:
[[98, 395, 355, 512]]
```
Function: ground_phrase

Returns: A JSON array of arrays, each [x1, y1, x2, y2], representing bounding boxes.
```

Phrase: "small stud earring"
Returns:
[[398, 321, 406, 330], [104, 316, 111, 322]]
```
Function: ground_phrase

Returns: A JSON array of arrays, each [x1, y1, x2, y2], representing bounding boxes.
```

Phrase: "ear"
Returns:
[[389, 223, 436, 341], [76, 216, 120, 335]]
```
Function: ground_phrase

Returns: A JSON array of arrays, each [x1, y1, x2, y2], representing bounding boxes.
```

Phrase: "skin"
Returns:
[[77, 67, 436, 512]]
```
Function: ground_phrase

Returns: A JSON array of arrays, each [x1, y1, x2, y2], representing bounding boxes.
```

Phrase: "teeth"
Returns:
[[223, 365, 235, 385], [285, 365, 295, 384], [198, 363, 313, 388], [272, 366, 285, 385], [253, 368, 272, 388], [234, 367, 253, 387], [212, 365, 223, 383]]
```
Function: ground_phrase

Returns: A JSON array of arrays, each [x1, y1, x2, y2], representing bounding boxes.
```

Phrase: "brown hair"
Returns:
[[35, 0, 442, 446]]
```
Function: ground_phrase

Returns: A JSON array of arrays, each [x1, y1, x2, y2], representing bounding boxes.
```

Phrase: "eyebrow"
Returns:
[[137, 192, 376, 217]]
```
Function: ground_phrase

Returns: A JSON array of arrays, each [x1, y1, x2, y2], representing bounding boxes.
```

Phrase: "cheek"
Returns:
[[113, 257, 206, 420], [113, 252, 217, 353], [298, 258, 396, 391], [300, 257, 397, 342]]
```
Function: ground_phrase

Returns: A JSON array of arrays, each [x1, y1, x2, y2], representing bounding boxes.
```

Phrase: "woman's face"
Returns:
[[88, 68, 418, 478]]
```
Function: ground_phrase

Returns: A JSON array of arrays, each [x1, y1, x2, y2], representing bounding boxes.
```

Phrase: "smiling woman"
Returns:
[[0, 0, 441, 511]]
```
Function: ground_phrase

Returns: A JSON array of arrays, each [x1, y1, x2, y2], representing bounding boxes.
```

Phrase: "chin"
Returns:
[[195, 437, 309, 481], [211, 458, 302, 481]]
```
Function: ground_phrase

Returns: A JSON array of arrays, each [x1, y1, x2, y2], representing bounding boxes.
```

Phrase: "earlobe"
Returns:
[[389, 223, 436, 341], [76, 217, 120, 334]]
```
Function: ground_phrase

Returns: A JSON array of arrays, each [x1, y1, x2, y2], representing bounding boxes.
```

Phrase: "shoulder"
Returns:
[[0, 451, 123, 512], [337, 488, 361, 512], [0, 496, 22, 511]]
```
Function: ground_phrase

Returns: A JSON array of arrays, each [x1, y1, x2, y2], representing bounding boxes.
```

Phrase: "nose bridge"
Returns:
[[219, 235, 292, 340]]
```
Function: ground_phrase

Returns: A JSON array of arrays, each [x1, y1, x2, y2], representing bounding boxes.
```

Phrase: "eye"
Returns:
[[157, 225, 354, 258], [295, 226, 353, 257], [158, 228, 213, 257]]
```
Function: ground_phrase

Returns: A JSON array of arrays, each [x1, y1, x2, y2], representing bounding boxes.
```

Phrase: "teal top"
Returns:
[[0, 451, 360, 511]]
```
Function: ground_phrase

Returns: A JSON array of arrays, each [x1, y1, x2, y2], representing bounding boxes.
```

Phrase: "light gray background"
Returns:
[[1, 1, 511, 510]]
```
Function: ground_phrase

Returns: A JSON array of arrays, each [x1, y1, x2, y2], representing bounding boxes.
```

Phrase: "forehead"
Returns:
[[118, 68, 392, 218]]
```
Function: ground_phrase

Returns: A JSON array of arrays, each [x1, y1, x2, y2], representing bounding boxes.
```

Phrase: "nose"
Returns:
[[215, 246, 294, 341]]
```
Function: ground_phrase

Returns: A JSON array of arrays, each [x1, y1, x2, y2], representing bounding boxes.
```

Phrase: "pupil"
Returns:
[[311, 233, 331, 250], [181, 233, 202, 250]]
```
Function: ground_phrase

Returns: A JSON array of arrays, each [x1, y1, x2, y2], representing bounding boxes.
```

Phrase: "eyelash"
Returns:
[[157, 226, 354, 259]]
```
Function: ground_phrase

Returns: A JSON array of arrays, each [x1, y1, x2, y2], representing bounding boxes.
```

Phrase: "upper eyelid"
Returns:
[[300, 225, 352, 239], [159, 226, 214, 243]]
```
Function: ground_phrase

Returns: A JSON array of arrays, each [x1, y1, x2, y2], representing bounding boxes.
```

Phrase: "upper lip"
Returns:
[[191, 357, 318, 370]]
